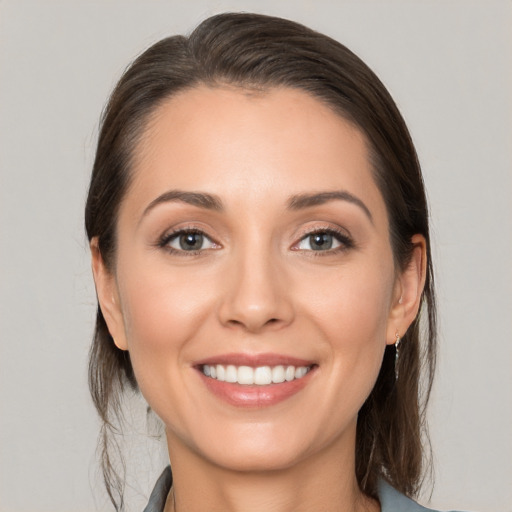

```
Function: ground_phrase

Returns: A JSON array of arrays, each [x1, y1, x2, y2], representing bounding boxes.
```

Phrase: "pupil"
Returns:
[[180, 232, 203, 250], [310, 233, 332, 250]]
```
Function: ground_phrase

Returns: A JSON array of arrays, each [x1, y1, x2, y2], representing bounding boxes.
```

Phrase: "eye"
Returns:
[[162, 229, 218, 253], [295, 229, 352, 252]]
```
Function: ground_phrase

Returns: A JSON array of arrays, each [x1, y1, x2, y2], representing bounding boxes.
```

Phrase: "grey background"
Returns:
[[1, 1, 511, 511]]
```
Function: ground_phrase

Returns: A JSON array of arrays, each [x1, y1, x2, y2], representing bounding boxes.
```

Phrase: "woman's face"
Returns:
[[95, 86, 418, 472]]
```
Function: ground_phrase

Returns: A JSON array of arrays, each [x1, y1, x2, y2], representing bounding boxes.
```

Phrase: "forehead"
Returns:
[[125, 85, 387, 223]]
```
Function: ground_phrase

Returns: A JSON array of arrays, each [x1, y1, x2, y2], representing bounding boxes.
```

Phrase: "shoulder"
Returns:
[[378, 479, 467, 512]]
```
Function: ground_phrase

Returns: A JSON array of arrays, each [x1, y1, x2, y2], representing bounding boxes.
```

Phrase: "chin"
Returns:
[[203, 440, 309, 473], [179, 417, 351, 475]]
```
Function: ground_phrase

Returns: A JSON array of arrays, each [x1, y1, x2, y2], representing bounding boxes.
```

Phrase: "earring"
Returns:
[[394, 332, 401, 381]]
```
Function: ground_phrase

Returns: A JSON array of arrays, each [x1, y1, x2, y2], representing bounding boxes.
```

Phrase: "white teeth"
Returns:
[[254, 366, 272, 385], [225, 365, 237, 383], [271, 365, 285, 383], [237, 366, 254, 385], [202, 364, 311, 385], [295, 366, 308, 379], [216, 364, 225, 381]]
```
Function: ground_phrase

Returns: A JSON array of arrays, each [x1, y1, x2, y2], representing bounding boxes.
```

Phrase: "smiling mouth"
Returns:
[[201, 364, 313, 386], [196, 355, 317, 407]]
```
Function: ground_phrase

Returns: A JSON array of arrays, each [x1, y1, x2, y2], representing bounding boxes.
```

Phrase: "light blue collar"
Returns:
[[378, 479, 439, 512], [145, 467, 457, 512]]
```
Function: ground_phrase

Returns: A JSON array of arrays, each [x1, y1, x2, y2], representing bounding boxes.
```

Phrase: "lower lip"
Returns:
[[198, 369, 315, 408]]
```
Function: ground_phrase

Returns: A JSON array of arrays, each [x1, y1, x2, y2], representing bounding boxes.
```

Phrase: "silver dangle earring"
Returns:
[[394, 332, 401, 380]]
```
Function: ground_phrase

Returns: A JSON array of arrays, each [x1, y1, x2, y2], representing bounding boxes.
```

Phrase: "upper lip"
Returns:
[[194, 353, 315, 368]]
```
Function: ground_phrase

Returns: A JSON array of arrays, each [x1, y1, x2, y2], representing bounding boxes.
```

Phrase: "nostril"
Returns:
[[226, 316, 283, 332]]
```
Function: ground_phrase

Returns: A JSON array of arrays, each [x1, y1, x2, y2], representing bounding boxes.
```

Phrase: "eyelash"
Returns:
[[292, 227, 354, 256], [157, 227, 218, 256], [157, 226, 354, 256]]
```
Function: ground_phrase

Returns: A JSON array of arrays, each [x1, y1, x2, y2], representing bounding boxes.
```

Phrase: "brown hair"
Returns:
[[85, 12, 436, 510]]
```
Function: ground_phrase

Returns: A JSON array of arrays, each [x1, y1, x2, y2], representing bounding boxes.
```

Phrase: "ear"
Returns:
[[386, 234, 427, 344], [90, 237, 128, 351]]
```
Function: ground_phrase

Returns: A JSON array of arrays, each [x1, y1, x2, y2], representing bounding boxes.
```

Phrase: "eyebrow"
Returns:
[[287, 191, 373, 222], [141, 188, 372, 223], [142, 190, 224, 218]]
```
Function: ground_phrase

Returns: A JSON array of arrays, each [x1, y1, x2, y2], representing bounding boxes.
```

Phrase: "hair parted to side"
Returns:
[[85, 12, 436, 510]]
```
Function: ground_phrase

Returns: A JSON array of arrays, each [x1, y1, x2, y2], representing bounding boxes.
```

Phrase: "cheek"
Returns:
[[298, 262, 394, 394], [301, 262, 394, 342], [115, 260, 216, 389]]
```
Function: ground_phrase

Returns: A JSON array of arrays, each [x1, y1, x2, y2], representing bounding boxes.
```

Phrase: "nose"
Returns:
[[218, 246, 295, 333]]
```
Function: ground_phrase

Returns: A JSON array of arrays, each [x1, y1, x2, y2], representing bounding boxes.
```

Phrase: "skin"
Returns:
[[92, 86, 426, 512]]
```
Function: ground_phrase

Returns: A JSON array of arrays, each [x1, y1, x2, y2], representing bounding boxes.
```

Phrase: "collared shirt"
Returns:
[[143, 466, 462, 512]]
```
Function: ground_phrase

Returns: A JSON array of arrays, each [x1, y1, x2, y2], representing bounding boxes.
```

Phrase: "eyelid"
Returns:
[[291, 224, 354, 252], [157, 225, 221, 254], [155, 222, 353, 255]]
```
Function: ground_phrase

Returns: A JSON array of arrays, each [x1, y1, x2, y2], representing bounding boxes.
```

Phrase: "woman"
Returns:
[[86, 12, 452, 512]]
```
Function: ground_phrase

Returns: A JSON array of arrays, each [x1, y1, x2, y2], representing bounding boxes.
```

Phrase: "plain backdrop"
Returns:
[[0, 1, 511, 511]]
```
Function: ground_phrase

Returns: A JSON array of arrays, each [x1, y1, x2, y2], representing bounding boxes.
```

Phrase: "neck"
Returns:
[[164, 428, 379, 512]]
